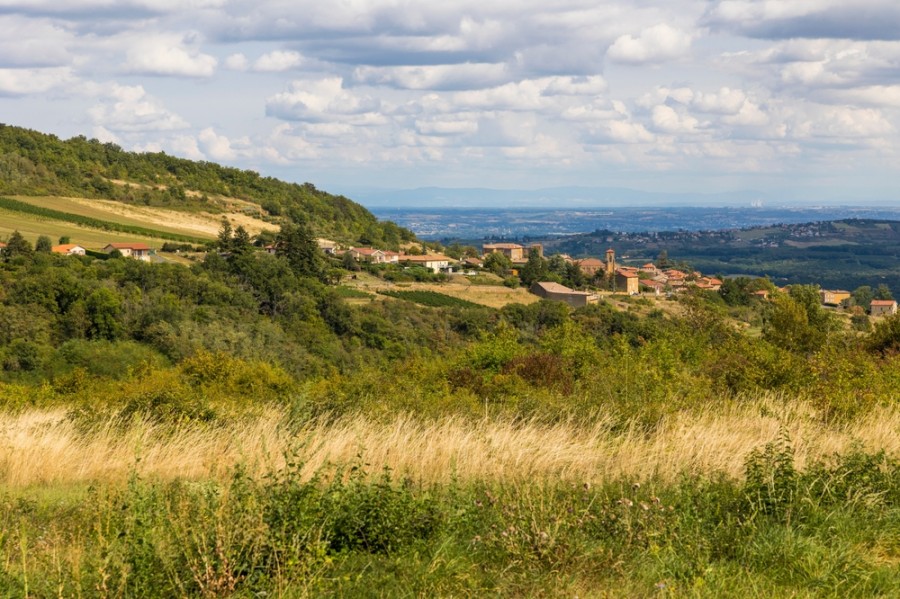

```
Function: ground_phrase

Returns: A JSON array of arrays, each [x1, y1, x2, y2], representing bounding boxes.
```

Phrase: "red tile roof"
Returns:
[[51, 244, 84, 254]]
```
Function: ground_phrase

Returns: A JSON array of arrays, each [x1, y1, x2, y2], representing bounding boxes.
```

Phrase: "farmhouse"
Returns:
[[820, 289, 851, 306], [870, 299, 898, 317], [52, 244, 86, 256], [317, 238, 339, 255], [615, 269, 639, 295], [348, 247, 387, 263], [483, 243, 525, 262], [402, 254, 451, 273], [530, 281, 599, 308], [578, 258, 605, 277], [103, 243, 152, 261]]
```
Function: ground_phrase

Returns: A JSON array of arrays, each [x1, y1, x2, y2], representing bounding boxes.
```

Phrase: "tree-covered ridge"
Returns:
[[0, 123, 415, 246]]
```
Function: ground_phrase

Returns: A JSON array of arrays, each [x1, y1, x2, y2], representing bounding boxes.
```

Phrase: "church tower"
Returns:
[[605, 248, 616, 277]]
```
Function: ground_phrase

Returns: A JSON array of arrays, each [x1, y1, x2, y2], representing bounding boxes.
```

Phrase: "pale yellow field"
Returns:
[[345, 273, 540, 308], [0, 207, 167, 249], [1, 398, 897, 488], [11, 195, 275, 238]]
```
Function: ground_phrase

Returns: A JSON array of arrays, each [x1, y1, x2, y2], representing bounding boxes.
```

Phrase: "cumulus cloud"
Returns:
[[0, 16, 74, 67], [353, 63, 510, 91], [704, 0, 900, 41], [253, 50, 305, 72], [123, 33, 217, 77], [0, 67, 74, 95], [224, 53, 249, 71], [651, 104, 699, 133], [266, 78, 384, 123], [198, 127, 236, 160], [607, 24, 692, 64], [88, 84, 189, 131]]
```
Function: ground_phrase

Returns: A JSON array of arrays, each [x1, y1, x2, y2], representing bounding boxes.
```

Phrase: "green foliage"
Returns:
[[4, 443, 900, 597], [34, 235, 52, 253], [0, 123, 415, 244], [867, 312, 900, 355], [378, 289, 482, 309], [275, 222, 324, 280], [763, 286, 837, 354], [3, 229, 32, 260], [518, 247, 547, 286]]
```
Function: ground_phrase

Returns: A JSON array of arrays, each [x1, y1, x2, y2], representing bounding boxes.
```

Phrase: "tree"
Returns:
[[874, 284, 893, 301], [4, 230, 32, 260], [519, 247, 547, 286], [483, 252, 512, 276], [58, 236, 71, 245], [35, 235, 52, 253], [852, 286, 874, 312], [656, 249, 670, 268], [231, 225, 253, 256], [216, 218, 233, 252], [276, 222, 324, 280], [763, 286, 836, 353], [342, 251, 359, 271], [86, 287, 123, 340]]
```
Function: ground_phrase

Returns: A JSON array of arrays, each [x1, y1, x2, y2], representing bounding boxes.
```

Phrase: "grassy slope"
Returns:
[[0, 206, 176, 248]]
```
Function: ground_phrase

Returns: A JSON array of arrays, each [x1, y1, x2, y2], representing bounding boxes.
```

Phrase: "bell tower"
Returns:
[[605, 248, 615, 277]]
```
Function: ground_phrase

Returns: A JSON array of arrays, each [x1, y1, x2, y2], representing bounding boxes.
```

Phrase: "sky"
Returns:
[[1, 0, 899, 203]]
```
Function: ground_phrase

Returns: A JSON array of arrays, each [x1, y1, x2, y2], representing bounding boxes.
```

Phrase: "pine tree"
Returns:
[[4, 230, 32, 259], [35, 235, 52, 253], [276, 223, 324, 280]]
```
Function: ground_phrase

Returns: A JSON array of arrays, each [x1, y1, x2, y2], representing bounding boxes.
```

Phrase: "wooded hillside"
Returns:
[[0, 123, 414, 246]]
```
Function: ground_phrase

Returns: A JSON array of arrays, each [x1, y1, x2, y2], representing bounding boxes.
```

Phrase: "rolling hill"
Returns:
[[0, 123, 415, 248]]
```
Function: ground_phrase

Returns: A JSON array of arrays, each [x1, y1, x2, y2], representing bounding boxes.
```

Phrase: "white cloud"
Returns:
[[224, 53, 249, 71], [88, 84, 189, 131], [198, 127, 236, 160], [253, 50, 304, 72], [0, 16, 74, 67], [353, 63, 510, 91], [691, 88, 747, 114], [651, 104, 699, 133], [123, 34, 217, 78], [414, 117, 478, 136], [0, 67, 73, 95], [827, 85, 900, 107], [266, 78, 384, 123], [607, 24, 693, 64]]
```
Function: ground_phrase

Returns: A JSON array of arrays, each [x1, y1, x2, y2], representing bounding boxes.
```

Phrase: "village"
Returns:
[[1, 232, 896, 319]]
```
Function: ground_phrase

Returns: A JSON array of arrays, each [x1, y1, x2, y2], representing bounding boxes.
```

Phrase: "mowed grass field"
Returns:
[[0, 206, 172, 249], [10, 195, 224, 239]]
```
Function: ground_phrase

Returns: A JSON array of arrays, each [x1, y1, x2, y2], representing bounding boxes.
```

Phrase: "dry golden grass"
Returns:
[[2, 399, 899, 489]]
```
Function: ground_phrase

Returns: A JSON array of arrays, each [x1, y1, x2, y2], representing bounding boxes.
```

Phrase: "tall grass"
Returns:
[[3, 397, 900, 489]]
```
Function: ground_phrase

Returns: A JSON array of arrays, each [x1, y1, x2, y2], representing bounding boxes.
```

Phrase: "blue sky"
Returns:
[[1, 0, 899, 202]]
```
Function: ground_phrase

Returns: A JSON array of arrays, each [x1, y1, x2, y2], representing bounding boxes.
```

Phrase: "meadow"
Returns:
[[2, 222, 900, 596]]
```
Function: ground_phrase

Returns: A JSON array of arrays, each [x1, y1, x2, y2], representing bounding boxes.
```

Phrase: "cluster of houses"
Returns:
[[0, 238, 155, 261], [5, 233, 897, 317], [820, 289, 898, 317]]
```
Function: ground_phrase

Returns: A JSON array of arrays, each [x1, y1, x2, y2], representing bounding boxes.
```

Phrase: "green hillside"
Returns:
[[0, 123, 414, 246]]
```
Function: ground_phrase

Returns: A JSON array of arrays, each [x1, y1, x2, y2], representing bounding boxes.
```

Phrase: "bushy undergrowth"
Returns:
[[2, 442, 899, 597]]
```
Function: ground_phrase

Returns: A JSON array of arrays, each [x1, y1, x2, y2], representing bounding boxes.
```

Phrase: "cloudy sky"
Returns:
[[1, 0, 899, 203]]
